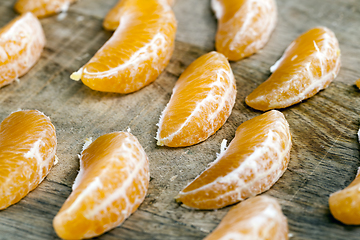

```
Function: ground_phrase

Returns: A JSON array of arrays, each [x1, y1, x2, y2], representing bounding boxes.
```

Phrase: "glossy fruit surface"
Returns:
[[71, 0, 177, 94], [0, 110, 57, 210], [0, 13, 45, 88], [211, 0, 277, 61], [14, 0, 77, 18], [53, 132, 149, 239], [204, 196, 288, 240], [329, 168, 360, 225], [355, 78, 360, 89], [246, 27, 341, 111], [176, 110, 291, 209], [103, 0, 175, 31], [156, 51, 236, 147]]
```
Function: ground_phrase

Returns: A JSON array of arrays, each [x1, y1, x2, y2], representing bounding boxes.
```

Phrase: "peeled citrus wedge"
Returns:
[[355, 78, 360, 89], [0, 110, 57, 210], [53, 132, 149, 239], [71, 0, 177, 94], [329, 167, 360, 225], [176, 110, 291, 209], [156, 51, 236, 147], [211, 0, 277, 61], [14, 0, 76, 18], [103, 0, 175, 31], [204, 196, 288, 240], [246, 27, 341, 111], [0, 13, 45, 88]]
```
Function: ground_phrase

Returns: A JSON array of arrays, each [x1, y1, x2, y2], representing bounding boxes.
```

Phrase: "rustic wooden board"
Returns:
[[1, 0, 360, 239]]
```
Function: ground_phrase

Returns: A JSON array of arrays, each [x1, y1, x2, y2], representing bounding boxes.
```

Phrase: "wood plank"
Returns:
[[1, 0, 360, 239]]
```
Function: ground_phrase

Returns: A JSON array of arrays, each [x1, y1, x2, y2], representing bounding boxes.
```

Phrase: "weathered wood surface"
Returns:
[[1, 0, 360, 239]]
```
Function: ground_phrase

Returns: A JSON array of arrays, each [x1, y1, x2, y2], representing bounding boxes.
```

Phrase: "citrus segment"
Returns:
[[329, 167, 360, 225], [156, 51, 236, 147], [0, 13, 45, 88], [246, 27, 341, 111], [204, 196, 288, 240], [103, 0, 175, 31], [355, 78, 360, 89], [14, 0, 77, 18], [176, 110, 291, 209], [0, 110, 57, 210], [53, 132, 149, 239], [212, 0, 277, 61], [72, 0, 177, 94]]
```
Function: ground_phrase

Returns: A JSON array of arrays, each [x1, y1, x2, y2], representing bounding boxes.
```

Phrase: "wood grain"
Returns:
[[1, 0, 360, 239]]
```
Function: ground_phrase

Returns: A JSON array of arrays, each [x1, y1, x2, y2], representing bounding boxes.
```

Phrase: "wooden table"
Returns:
[[1, 0, 360, 239]]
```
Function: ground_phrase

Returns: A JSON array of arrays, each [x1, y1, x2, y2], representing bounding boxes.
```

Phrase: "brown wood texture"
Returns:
[[1, 0, 360, 239]]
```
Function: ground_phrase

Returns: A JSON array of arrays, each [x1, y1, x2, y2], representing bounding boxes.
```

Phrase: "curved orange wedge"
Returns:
[[329, 168, 360, 225], [103, 0, 175, 31], [14, 0, 76, 18], [156, 51, 236, 147], [0, 110, 57, 210], [176, 110, 291, 209], [71, 0, 177, 94], [204, 196, 288, 240], [212, 0, 277, 61], [0, 13, 45, 88], [246, 27, 341, 111], [53, 132, 149, 239], [355, 78, 360, 89]]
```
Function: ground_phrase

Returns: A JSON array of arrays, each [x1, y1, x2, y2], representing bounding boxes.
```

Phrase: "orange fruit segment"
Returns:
[[156, 51, 236, 147], [355, 78, 360, 89], [211, 0, 277, 61], [14, 0, 77, 18], [246, 27, 341, 111], [175, 110, 291, 209], [53, 132, 150, 239], [0, 110, 57, 210], [71, 0, 177, 94], [0, 13, 45, 88], [204, 196, 288, 240], [329, 167, 360, 225], [103, 0, 175, 31]]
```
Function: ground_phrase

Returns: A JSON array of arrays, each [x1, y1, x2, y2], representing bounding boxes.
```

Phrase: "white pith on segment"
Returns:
[[23, 126, 56, 183], [260, 27, 341, 109], [0, 13, 45, 87], [156, 52, 236, 146], [229, 0, 275, 52], [211, 0, 224, 19], [0, 110, 56, 210], [177, 110, 291, 208], [205, 196, 288, 240], [71, 0, 176, 93], [82, 32, 167, 79], [55, 132, 149, 238], [15, 0, 76, 17]]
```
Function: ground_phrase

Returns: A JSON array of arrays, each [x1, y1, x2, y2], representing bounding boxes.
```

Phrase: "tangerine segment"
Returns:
[[0, 13, 45, 88], [204, 196, 288, 240], [211, 0, 277, 61], [53, 132, 150, 239], [329, 168, 360, 225], [156, 51, 236, 147], [103, 0, 175, 31], [246, 27, 341, 111], [355, 78, 360, 89], [14, 0, 77, 18], [71, 0, 177, 94], [0, 110, 57, 210], [176, 110, 291, 209]]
